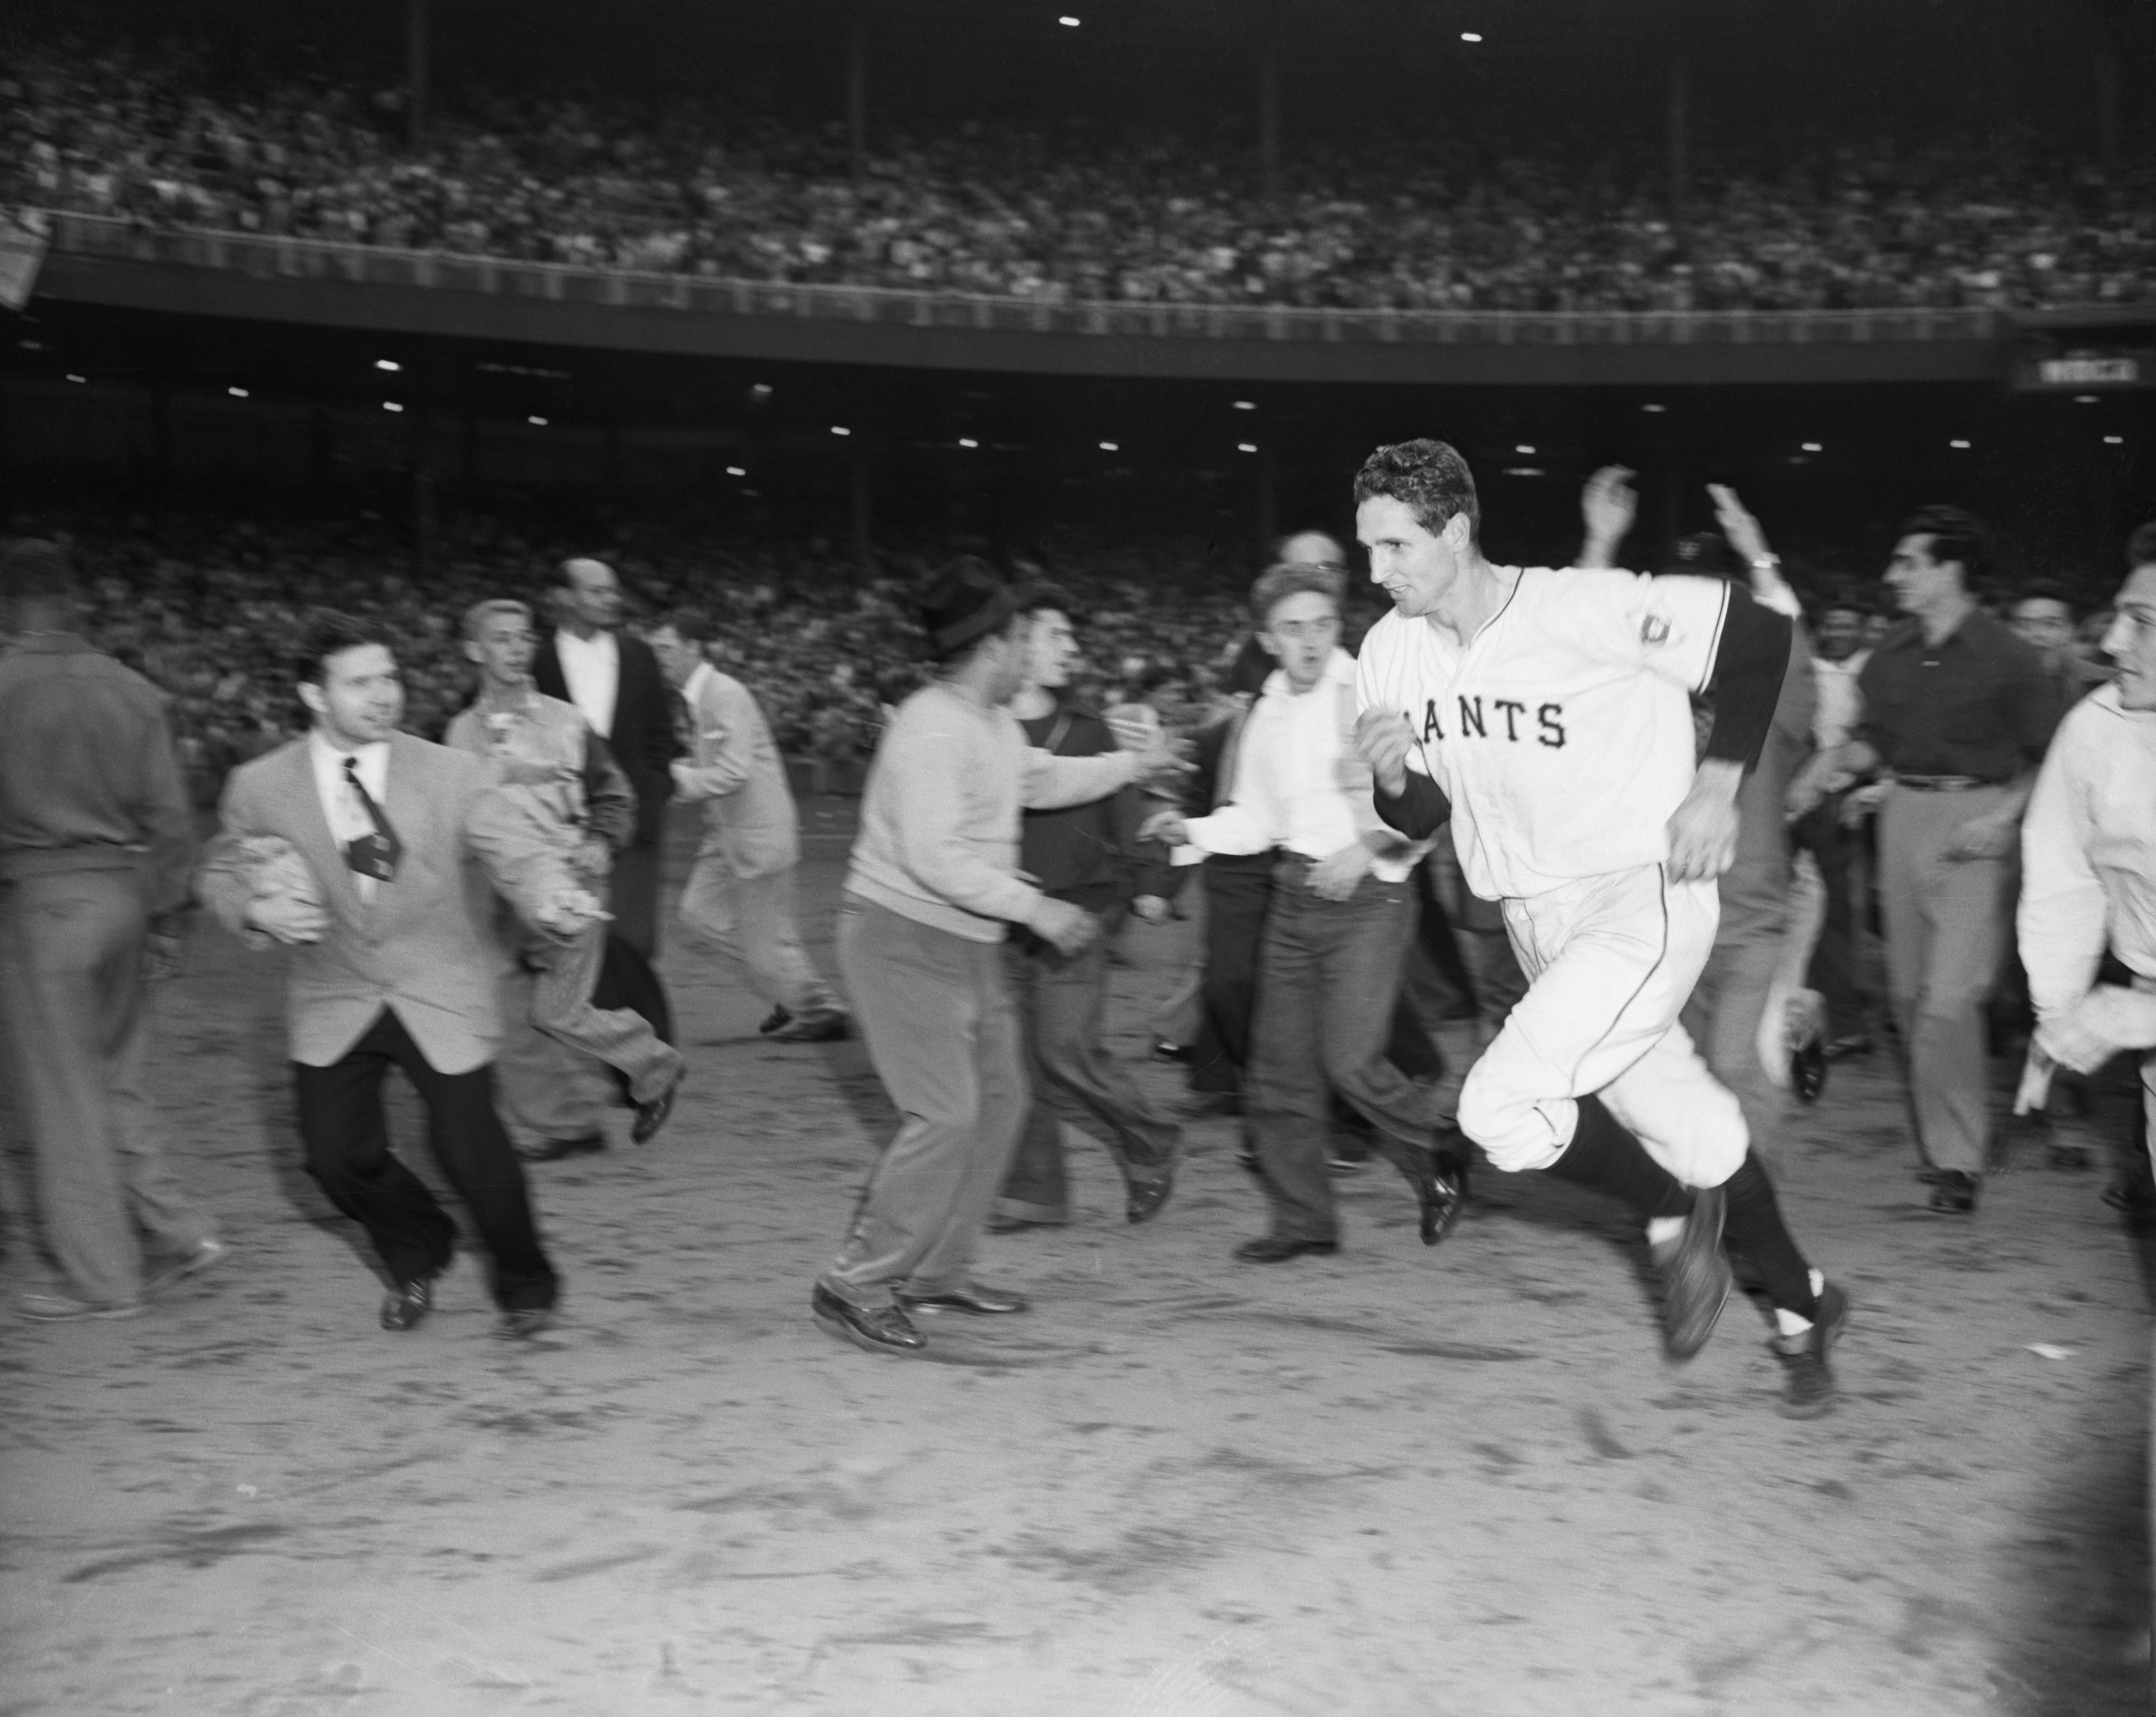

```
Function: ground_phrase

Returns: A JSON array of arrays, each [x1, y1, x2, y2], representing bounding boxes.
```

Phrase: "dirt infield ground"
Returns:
[[2, 800, 2151, 1717]]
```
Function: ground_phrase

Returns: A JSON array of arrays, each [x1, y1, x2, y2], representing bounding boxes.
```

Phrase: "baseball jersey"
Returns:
[[1355, 566, 1734, 901]]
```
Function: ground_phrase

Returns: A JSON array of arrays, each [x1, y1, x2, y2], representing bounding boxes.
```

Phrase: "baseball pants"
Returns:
[[1458, 863, 1749, 1190]]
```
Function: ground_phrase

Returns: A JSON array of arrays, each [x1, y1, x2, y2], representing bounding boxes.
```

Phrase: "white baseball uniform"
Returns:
[[1356, 566, 1749, 1185]]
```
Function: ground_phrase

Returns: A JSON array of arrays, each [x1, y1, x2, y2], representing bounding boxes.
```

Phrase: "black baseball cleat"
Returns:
[[1652, 1185, 1733, 1360], [812, 1284, 926, 1353], [380, 1276, 435, 1332], [1927, 1170, 1979, 1214], [1771, 1282, 1850, 1418], [757, 1006, 792, 1035], [630, 1070, 682, 1144], [1124, 1150, 1179, 1224], [896, 1282, 1029, 1315], [1233, 1235, 1340, 1265]]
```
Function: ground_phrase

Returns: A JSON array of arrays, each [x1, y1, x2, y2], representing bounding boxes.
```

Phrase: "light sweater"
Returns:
[[846, 681, 1140, 942], [2018, 682, 2156, 1019]]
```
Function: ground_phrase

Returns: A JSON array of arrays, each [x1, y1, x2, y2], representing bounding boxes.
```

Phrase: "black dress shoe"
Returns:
[[896, 1282, 1029, 1315], [497, 1306, 557, 1340], [1152, 1041, 1193, 1064], [1125, 1166, 1176, 1225], [1233, 1234, 1340, 1264], [1790, 1039, 1827, 1105], [812, 1284, 926, 1353], [517, 1132, 606, 1163], [1927, 1170, 1979, 1214], [1412, 1145, 1468, 1247], [630, 1073, 681, 1145], [758, 1006, 792, 1036], [773, 1008, 851, 1043], [1652, 1185, 1733, 1360], [380, 1276, 435, 1332]]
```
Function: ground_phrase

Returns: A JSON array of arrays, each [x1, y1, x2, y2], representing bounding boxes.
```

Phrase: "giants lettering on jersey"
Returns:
[[1418, 695, 1567, 750]]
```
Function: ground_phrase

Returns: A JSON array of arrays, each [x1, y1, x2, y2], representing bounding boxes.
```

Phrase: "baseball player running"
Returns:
[[1351, 441, 1847, 1416]]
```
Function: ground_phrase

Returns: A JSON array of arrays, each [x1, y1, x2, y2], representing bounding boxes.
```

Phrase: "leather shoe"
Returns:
[[144, 1236, 230, 1298], [630, 1072, 682, 1145], [497, 1306, 557, 1340], [896, 1282, 1029, 1315], [517, 1132, 605, 1163], [1790, 1038, 1827, 1105], [812, 1284, 925, 1353], [1152, 1040, 1193, 1063], [1233, 1234, 1340, 1265], [1413, 1144, 1468, 1247], [1652, 1184, 1733, 1360], [380, 1276, 435, 1332], [1927, 1170, 1979, 1214], [757, 1006, 792, 1035], [773, 1009, 851, 1043], [986, 1210, 1068, 1233], [1125, 1168, 1175, 1225]]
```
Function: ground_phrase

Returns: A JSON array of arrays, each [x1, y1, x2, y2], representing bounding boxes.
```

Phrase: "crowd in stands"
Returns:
[[9, 38, 2156, 313], [11, 502, 2123, 807]]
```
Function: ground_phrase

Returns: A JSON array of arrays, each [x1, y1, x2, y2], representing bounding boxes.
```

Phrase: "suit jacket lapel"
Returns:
[[283, 742, 365, 921]]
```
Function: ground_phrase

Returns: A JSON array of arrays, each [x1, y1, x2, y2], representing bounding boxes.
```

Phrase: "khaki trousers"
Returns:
[[819, 898, 1024, 1307], [1877, 783, 2014, 1175], [678, 850, 838, 1016]]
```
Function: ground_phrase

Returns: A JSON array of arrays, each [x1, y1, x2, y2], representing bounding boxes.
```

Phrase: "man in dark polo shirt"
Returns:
[[1824, 507, 2062, 1212]]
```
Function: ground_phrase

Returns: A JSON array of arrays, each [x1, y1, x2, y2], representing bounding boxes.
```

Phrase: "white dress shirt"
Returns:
[[308, 729, 391, 903], [1182, 649, 1416, 882], [1810, 649, 1870, 753], [554, 626, 620, 739]]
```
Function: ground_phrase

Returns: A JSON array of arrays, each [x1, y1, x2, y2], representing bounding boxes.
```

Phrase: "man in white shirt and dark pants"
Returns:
[[1143, 563, 1464, 1263], [2018, 523, 2156, 1212]]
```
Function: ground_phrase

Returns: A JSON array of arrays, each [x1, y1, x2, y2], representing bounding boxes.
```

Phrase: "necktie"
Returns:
[[342, 756, 403, 882]]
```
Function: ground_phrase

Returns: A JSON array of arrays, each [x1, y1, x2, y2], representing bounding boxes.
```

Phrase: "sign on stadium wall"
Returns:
[[2011, 344, 2155, 392]]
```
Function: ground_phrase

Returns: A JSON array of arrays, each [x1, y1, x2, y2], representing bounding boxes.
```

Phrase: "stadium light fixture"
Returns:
[[1949, 438, 1970, 448], [1237, 442, 1258, 454], [65, 373, 85, 383], [2104, 435, 2124, 445], [1461, 32, 1483, 43], [384, 401, 404, 413], [2074, 394, 2099, 404], [1503, 466, 1545, 477], [375, 359, 401, 372], [1059, 15, 1080, 26], [1099, 441, 1119, 452], [958, 437, 979, 448], [751, 383, 773, 397], [18, 338, 42, 350], [229, 387, 249, 398], [1801, 441, 1823, 452], [1233, 399, 1256, 411], [831, 425, 851, 436], [726, 466, 747, 476], [528, 415, 548, 426], [1641, 402, 1667, 414], [1515, 444, 1535, 454]]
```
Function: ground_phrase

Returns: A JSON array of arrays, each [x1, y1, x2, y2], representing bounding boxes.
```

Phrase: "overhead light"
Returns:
[[2104, 435, 2124, 445], [1503, 466, 1545, 477], [527, 415, 547, 426], [725, 465, 747, 476], [1461, 32, 1483, 43], [1237, 442, 1258, 454], [18, 338, 42, 350], [1059, 14, 1080, 24], [1641, 402, 1667, 414], [1099, 441, 1119, 452], [229, 386, 249, 398], [1801, 441, 1823, 452], [383, 401, 404, 413], [957, 437, 979, 448], [1232, 399, 1256, 411], [1949, 438, 1970, 449], [2075, 394, 2099, 404], [1514, 444, 1536, 454], [831, 425, 851, 436], [65, 373, 86, 383], [375, 359, 401, 373], [750, 383, 773, 397]]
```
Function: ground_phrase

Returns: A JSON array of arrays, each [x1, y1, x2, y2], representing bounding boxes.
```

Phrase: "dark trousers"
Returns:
[[293, 1008, 558, 1310], [996, 917, 1182, 1222], [609, 841, 662, 961], [1796, 797, 1864, 1037], [1247, 867, 1442, 1243], [1190, 852, 1440, 1094]]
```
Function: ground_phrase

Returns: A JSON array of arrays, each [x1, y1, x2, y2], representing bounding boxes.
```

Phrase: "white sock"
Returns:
[[1773, 1270, 1829, 1338], [1645, 1216, 1685, 1248]]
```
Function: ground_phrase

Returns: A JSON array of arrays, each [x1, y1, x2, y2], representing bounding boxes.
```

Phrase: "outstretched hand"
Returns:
[[1580, 465, 1637, 556], [1706, 482, 1771, 568]]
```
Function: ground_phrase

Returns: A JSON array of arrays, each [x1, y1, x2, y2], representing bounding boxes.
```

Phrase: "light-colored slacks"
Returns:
[[819, 898, 1025, 1307], [678, 848, 839, 1016]]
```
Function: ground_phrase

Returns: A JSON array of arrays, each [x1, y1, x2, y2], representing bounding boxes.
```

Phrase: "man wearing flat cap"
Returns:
[[810, 558, 1188, 1356]]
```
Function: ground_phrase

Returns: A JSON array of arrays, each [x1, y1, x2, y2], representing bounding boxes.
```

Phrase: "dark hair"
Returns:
[[0, 537, 77, 606], [294, 609, 393, 685], [651, 609, 713, 646], [1249, 561, 1346, 629], [1016, 582, 1081, 625], [2010, 580, 2077, 620], [1272, 528, 1347, 568], [1897, 505, 1991, 586], [1352, 439, 1480, 548], [2127, 520, 2156, 571]]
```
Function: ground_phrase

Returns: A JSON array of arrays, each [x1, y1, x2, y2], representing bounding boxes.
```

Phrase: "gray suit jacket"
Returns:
[[198, 732, 535, 1074], [672, 666, 800, 880]]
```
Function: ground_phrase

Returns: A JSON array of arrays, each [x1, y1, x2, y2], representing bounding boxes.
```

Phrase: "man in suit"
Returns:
[[0, 539, 226, 1320], [532, 558, 679, 960], [198, 610, 561, 1338], [647, 612, 849, 1042]]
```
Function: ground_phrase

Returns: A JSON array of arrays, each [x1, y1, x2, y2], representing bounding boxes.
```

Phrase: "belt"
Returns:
[[1895, 774, 1999, 792]]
